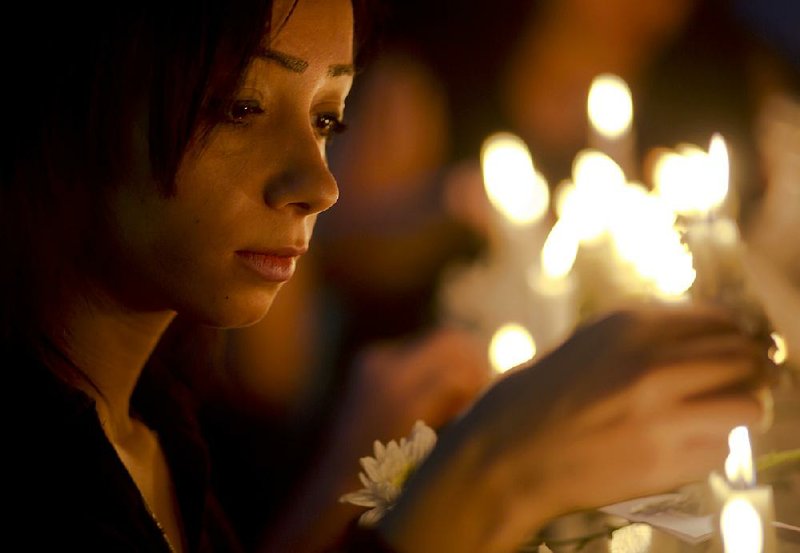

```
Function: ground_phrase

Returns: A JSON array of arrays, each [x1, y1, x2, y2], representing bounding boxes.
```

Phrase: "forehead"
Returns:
[[268, 0, 354, 64]]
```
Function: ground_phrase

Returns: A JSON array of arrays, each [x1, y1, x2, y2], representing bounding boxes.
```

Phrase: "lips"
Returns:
[[236, 248, 304, 282]]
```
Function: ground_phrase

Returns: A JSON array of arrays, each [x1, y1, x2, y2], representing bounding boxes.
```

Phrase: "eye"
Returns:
[[225, 99, 264, 125], [314, 113, 348, 139]]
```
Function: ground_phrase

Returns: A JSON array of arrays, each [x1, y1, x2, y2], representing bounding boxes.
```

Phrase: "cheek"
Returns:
[[158, 178, 271, 315]]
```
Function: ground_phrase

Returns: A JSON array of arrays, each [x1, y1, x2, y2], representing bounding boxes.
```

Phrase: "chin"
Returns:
[[183, 287, 280, 329]]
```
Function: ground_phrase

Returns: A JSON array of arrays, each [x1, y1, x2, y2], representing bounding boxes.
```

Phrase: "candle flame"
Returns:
[[553, 180, 575, 219], [652, 136, 729, 216], [559, 150, 626, 243], [588, 74, 633, 139], [725, 426, 756, 487], [573, 150, 626, 190], [603, 183, 695, 297], [769, 333, 787, 365], [541, 221, 579, 280], [481, 133, 549, 225], [489, 323, 536, 374], [721, 498, 763, 553], [708, 133, 730, 210], [653, 150, 694, 214]]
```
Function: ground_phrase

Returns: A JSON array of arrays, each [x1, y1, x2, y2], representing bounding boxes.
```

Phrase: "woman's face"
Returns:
[[105, 0, 354, 327]]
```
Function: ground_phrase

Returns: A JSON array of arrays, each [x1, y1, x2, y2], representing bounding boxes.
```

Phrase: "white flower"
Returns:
[[339, 420, 437, 526], [610, 523, 653, 553]]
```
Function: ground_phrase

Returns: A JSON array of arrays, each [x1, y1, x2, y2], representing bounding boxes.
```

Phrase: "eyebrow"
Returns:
[[258, 48, 354, 77], [328, 64, 355, 77]]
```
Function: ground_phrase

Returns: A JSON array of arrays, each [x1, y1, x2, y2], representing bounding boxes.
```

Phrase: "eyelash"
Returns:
[[314, 113, 348, 139], [224, 99, 264, 125], [223, 100, 348, 140]]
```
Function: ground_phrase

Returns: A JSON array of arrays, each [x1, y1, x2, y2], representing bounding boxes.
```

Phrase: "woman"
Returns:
[[5, 0, 768, 552]]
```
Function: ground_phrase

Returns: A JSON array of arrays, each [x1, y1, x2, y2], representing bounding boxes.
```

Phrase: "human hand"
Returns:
[[259, 327, 490, 553], [335, 327, 492, 451], [379, 305, 769, 553]]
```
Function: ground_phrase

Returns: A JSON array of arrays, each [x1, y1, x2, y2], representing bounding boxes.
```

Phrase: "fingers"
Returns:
[[567, 394, 763, 504], [353, 328, 491, 432], [649, 331, 764, 365], [633, 358, 765, 412], [604, 303, 745, 343], [400, 328, 491, 400], [643, 395, 763, 487], [552, 305, 756, 398], [564, 355, 765, 442], [665, 395, 764, 441]]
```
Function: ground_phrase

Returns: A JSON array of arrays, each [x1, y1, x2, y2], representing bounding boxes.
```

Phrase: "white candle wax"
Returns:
[[709, 472, 777, 553], [528, 269, 578, 354], [527, 220, 579, 352]]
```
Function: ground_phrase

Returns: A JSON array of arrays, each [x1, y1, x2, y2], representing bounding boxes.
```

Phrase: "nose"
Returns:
[[263, 135, 339, 215]]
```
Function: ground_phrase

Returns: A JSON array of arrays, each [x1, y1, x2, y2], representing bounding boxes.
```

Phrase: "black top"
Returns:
[[7, 350, 395, 552], [10, 352, 242, 552]]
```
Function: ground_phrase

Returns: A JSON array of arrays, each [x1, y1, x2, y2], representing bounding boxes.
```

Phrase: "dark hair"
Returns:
[[0, 0, 372, 358]]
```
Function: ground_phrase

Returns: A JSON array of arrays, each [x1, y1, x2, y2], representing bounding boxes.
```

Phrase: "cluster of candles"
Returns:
[[452, 73, 782, 551], [479, 74, 732, 373]]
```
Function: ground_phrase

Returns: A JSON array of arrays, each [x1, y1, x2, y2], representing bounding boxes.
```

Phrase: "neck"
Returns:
[[50, 289, 176, 441]]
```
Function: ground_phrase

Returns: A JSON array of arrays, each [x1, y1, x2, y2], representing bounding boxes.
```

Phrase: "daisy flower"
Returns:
[[340, 420, 437, 526]]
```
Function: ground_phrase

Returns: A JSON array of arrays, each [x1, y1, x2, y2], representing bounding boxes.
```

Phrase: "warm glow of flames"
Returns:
[[559, 150, 626, 243], [606, 183, 695, 297], [587, 74, 633, 139], [541, 221, 579, 280], [770, 333, 788, 365], [553, 181, 575, 219], [721, 499, 763, 553], [573, 150, 627, 189], [725, 426, 756, 487], [481, 133, 550, 225], [652, 251, 696, 298], [653, 136, 730, 216], [653, 150, 696, 214], [489, 323, 536, 374], [708, 133, 730, 210]]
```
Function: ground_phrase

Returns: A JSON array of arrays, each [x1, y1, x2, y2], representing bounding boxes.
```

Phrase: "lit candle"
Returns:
[[481, 132, 550, 275], [468, 133, 552, 358], [675, 134, 743, 304], [769, 332, 788, 366], [488, 322, 536, 374], [568, 149, 626, 245], [721, 499, 763, 553], [558, 150, 649, 308], [606, 181, 695, 301], [653, 141, 727, 218], [587, 74, 636, 178], [707, 135, 732, 217], [709, 426, 777, 553], [528, 220, 579, 352]]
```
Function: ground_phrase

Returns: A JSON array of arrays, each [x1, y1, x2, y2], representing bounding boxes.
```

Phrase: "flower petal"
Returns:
[[360, 456, 382, 482], [339, 490, 378, 507], [359, 506, 387, 527]]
